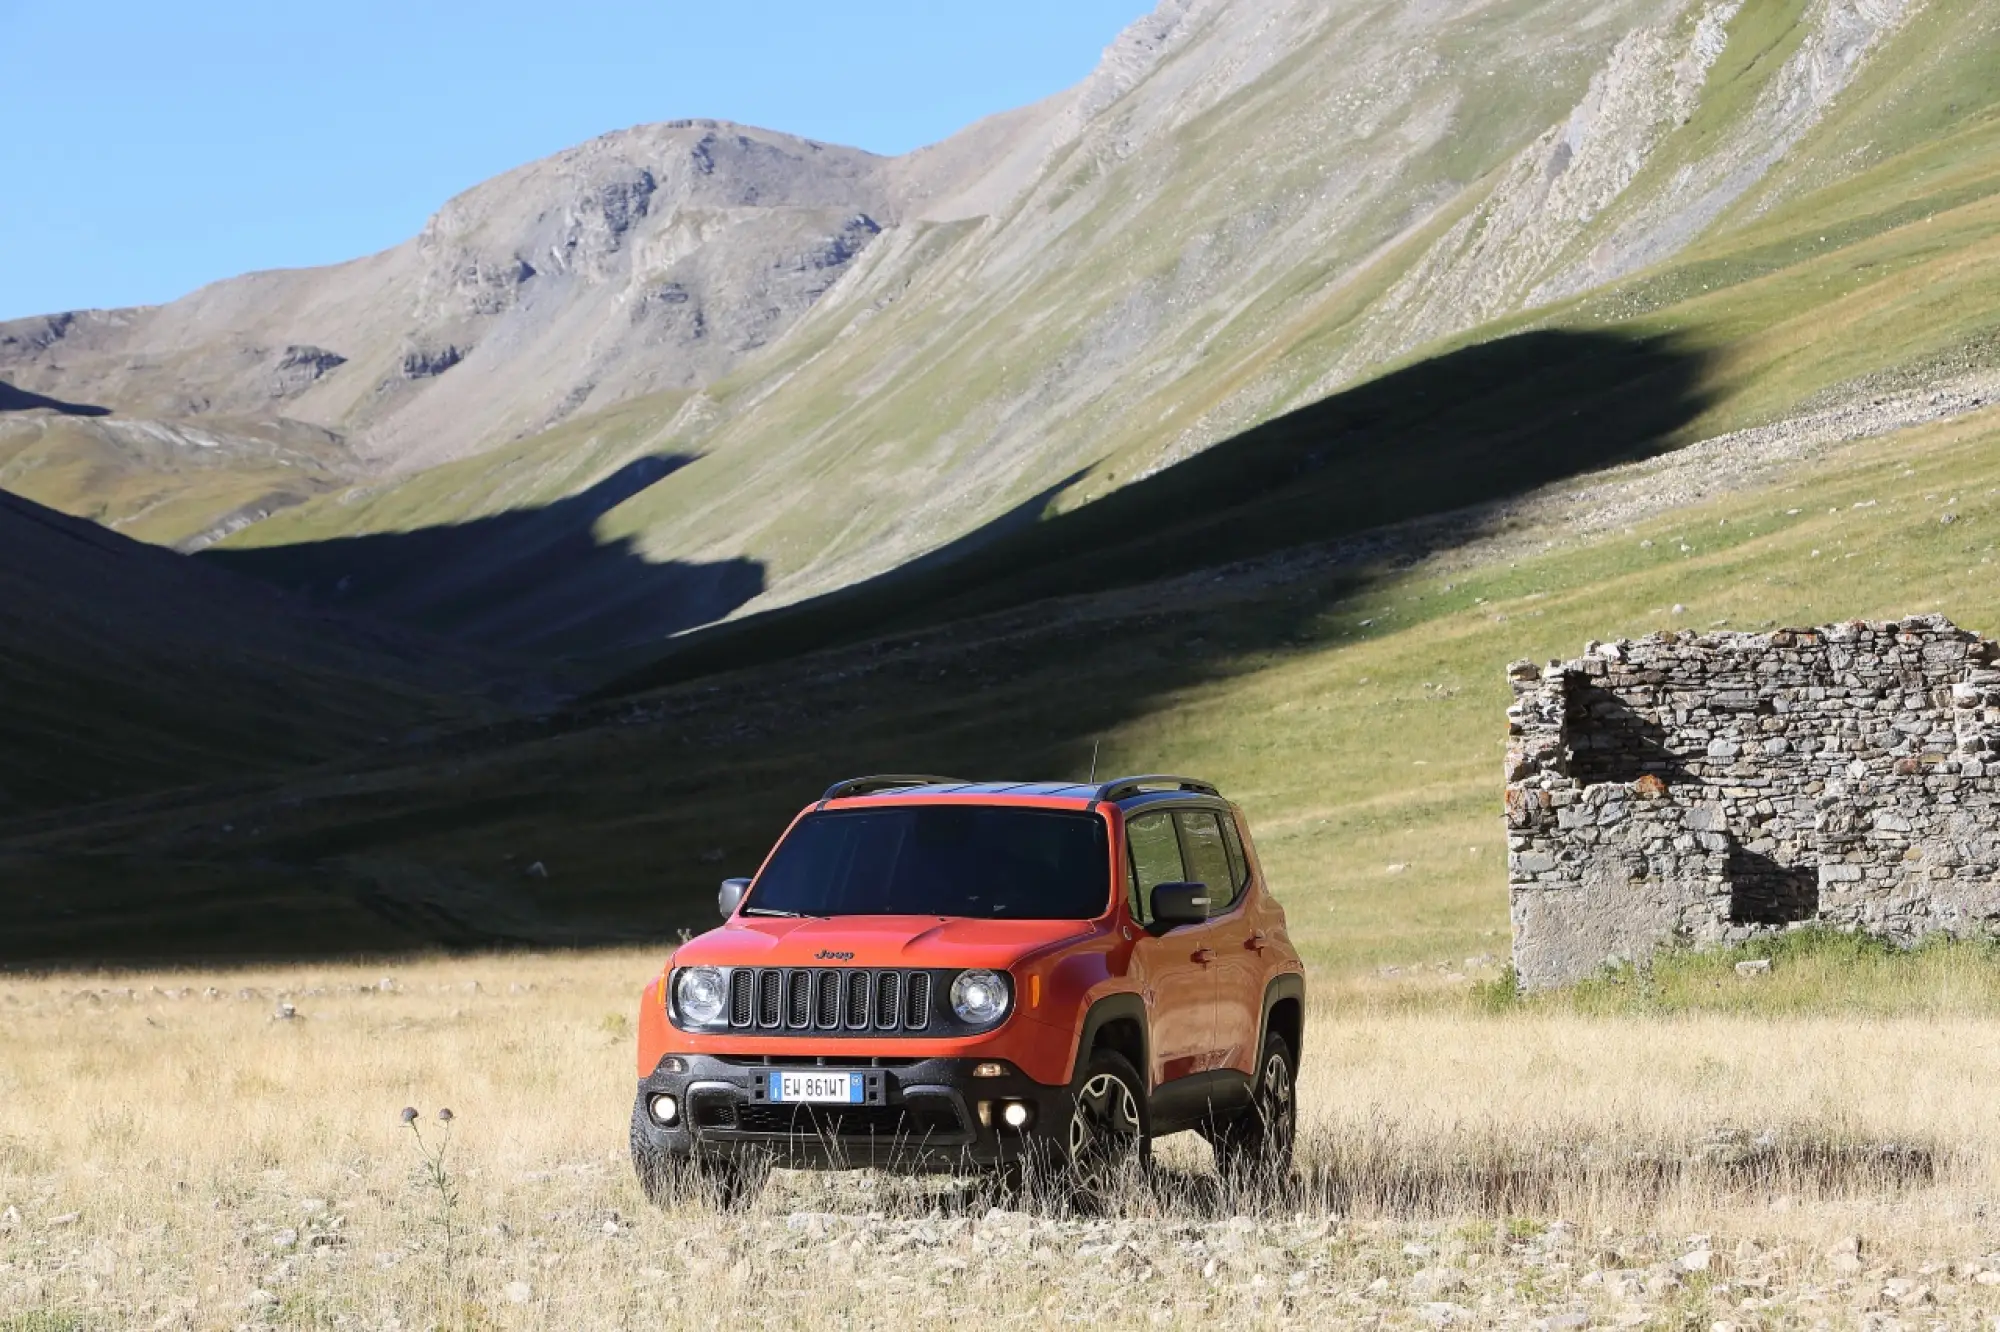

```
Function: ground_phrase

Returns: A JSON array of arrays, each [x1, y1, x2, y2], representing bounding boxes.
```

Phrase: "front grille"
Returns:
[[815, 971, 840, 1029], [787, 970, 812, 1028], [710, 968, 942, 1034], [876, 972, 901, 1029], [845, 971, 870, 1030], [758, 970, 782, 1028]]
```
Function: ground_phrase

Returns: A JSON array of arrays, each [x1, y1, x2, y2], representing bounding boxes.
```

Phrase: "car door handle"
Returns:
[[1191, 947, 1216, 965], [1246, 931, 1268, 951]]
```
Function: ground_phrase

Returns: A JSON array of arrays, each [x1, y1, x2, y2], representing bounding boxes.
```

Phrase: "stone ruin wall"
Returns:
[[1504, 616, 2000, 988]]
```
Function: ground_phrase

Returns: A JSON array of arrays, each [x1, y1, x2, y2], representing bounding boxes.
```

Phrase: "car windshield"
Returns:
[[745, 805, 1112, 920]]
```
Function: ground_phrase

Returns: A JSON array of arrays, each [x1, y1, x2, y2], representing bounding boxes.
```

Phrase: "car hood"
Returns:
[[672, 915, 1098, 971]]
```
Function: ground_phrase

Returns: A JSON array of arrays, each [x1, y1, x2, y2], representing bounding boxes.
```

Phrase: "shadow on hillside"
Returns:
[[0, 380, 109, 416], [203, 456, 766, 657], [0, 328, 1718, 967], [610, 327, 1714, 695]]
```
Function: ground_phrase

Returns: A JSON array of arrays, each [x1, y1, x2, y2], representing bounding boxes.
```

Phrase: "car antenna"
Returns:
[[1087, 739, 1101, 784]]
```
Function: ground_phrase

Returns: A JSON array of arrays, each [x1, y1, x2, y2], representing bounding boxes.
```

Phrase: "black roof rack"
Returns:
[[1088, 774, 1221, 810], [818, 774, 967, 807]]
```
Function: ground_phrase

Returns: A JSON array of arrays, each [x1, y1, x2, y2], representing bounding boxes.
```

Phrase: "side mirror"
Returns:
[[718, 878, 752, 919], [1149, 881, 1211, 930]]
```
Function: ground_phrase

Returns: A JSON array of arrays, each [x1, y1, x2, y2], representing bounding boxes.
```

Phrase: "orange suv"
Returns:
[[631, 775, 1306, 1205]]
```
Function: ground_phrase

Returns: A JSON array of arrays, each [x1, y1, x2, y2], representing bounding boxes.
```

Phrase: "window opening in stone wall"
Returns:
[[1726, 840, 1819, 926]]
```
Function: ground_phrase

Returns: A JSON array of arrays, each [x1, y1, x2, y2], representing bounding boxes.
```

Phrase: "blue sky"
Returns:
[[0, 2, 1150, 320]]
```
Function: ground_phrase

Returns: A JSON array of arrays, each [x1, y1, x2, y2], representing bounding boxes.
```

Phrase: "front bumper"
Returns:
[[633, 1053, 1072, 1171]]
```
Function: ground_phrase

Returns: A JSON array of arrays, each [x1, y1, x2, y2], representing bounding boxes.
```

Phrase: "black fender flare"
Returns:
[[1072, 992, 1150, 1087], [1254, 972, 1307, 1065]]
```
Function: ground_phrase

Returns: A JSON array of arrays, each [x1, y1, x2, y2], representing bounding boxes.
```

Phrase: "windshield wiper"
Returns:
[[740, 907, 822, 919]]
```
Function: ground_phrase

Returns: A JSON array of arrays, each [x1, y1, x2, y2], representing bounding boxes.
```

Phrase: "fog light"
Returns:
[[1001, 1102, 1031, 1129], [972, 1062, 1006, 1078], [650, 1094, 679, 1125]]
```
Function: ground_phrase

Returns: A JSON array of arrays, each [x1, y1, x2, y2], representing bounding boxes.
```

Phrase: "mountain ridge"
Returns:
[[1, 0, 1982, 669], [0, 118, 901, 483]]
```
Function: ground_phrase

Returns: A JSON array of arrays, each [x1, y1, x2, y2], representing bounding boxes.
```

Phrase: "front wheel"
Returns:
[[1210, 1032, 1297, 1187], [1060, 1049, 1150, 1212], [630, 1097, 768, 1210]]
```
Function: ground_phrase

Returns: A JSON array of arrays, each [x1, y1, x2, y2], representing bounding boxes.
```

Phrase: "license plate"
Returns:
[[769, 1071, 864, 1104]]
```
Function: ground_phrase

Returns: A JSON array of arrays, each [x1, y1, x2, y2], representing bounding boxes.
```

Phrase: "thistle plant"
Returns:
[[401, 1106, 462, 1287]]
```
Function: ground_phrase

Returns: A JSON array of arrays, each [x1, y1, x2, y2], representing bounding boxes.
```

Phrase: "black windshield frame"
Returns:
[[745, 805, 1115, 921]]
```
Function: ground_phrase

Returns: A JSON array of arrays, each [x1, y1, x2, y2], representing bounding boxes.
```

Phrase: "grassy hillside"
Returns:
[[0, 491, 529, 819], [191, 0, 2000, 675], [9, 385, 1996, 968], [195, 390, 777, 657], [0, 412, 354, 548], [208, 0, 1685, 637], [594, 24, 2000, 690], [218, 388, 694, 539]]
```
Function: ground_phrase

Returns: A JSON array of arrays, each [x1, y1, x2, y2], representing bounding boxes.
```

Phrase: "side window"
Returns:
[[1125, 811, 1184, 925], [1218, 811, 1249, 892], [1175, 810, 1238, 911]]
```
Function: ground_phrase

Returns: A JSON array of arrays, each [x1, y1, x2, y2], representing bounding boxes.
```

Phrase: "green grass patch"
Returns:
[[1, 1313, 93, 1332], [1546, 928, 2000, 1017]]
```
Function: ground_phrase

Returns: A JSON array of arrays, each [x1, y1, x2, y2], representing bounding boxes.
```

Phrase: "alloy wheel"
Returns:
[[1066, 1070, 1141, 1193], [1256, 1048, 1296, 1161]]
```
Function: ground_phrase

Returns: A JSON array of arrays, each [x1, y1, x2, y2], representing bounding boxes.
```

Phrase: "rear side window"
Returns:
[[1175, 810, 1238, 911], [1125, 811, 1184, 925], [1219, 812, 1249, 891]]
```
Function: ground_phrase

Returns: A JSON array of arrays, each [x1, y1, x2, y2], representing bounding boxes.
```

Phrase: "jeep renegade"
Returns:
[[631, 774, 1306, 1206]]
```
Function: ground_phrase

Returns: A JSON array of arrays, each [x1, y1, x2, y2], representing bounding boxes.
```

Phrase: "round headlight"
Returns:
[[675, 967, 727, 1025], [951, 969, 1011, 1026]]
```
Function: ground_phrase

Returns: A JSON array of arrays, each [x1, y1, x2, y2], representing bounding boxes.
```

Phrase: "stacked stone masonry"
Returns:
[[1505, 616, 2000, 988]]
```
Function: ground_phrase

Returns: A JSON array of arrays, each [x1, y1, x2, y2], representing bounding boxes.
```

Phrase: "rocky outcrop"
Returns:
[[1507, 617, 2000, 988], [271, 345, 346, 397], [399, 344, 465, 380]]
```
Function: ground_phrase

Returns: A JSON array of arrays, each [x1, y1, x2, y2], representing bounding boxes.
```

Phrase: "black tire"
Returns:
[[630, 1100, 676, 1204], [1060, 1049, 1150, 1213], [629, 1096, 768, 1210], [1211, 1032, 1297, 1187]]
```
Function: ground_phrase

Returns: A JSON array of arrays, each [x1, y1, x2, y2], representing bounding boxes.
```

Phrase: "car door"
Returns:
[[1177, 807, 1262, 1077], [1122, 809, 1221, 1086]]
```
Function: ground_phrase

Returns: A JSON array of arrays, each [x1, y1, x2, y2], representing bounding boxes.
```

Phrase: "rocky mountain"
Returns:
[[0, 0, 1969, 661], [0, 121, 896, 488]]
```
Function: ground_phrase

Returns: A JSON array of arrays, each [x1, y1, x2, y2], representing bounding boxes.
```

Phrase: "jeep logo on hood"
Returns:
[[814, 949, 856, 962]]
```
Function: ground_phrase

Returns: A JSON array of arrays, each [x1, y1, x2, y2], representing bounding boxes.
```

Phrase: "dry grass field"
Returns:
[[5, 950, 2000, 1331]]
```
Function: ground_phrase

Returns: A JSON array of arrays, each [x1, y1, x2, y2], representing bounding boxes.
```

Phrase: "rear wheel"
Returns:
[[1061, 1050, 1149, 1212], [1211, 1033, 1297, 1187]]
